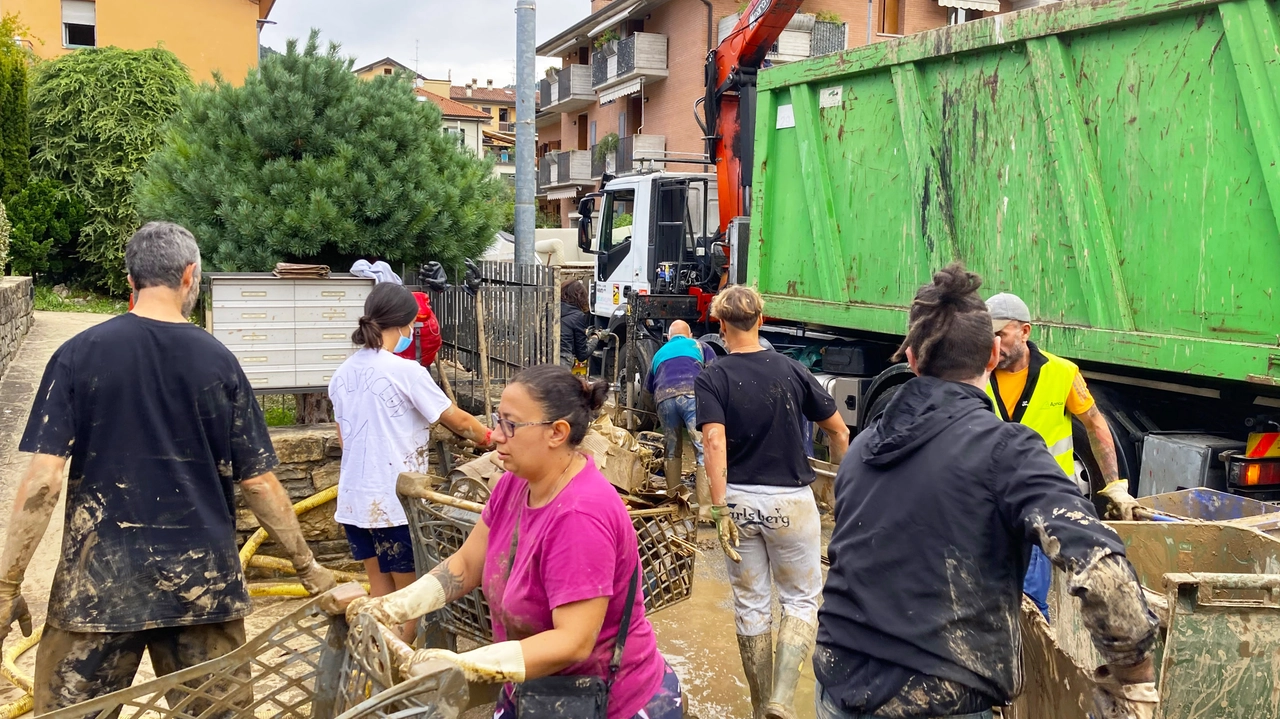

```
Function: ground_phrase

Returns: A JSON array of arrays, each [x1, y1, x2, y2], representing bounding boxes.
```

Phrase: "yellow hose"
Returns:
[[0, 484, 348, 716]]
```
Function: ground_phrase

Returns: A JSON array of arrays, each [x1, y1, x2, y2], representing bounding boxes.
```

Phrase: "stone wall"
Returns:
[[236, 424, 358, 572], [0, 277, 34, 381]]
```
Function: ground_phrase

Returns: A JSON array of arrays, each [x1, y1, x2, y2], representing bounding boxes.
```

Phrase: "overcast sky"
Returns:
[[260, 0, 589, 86]]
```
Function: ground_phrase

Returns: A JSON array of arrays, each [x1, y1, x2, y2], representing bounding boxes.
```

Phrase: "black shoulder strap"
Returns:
[[607, 566, 641, 688]]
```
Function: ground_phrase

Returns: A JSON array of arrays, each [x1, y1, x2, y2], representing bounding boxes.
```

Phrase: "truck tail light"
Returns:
[[1230, 458, 1280, 487]]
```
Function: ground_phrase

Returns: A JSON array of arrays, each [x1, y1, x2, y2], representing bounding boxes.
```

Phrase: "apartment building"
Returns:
[[453, 80, 518, 135], [9, 0, 274, 83], [534, 0, 1016, 225]]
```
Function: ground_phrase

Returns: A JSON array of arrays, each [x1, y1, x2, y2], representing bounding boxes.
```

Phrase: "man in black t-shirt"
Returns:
[[0, 222, 336, 712], [695, 285, 849, 719]]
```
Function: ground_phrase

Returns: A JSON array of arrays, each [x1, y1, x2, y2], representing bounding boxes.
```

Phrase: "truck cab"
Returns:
[[578, 171, 720, 319]]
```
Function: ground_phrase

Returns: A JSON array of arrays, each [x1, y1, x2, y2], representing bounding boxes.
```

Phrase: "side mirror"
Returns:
[[577, 193, 602, 253]]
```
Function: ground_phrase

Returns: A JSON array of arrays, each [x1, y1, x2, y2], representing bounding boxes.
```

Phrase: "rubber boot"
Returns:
[[763, 616, 816, 719], [664, 427, 685, 491], [695, 466, 712, 523], [737, 632, 773, 719]]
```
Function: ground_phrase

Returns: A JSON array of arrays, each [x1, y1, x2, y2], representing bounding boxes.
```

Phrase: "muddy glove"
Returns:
[[0, 579, 31, 649], [295, 560, 338, 596], [1091, 665, 1158, 719], [710, 504, 741, 563], [402, 641, 525, 683], [1098, 479, 1140, 521], [348, 573, 447, 626]]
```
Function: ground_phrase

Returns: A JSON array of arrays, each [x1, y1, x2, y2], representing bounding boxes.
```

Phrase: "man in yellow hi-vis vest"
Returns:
[[985, 293, 1137, 615]]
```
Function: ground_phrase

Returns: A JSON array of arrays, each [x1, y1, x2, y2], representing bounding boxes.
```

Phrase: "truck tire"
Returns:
[[622, 337, 659, 432]]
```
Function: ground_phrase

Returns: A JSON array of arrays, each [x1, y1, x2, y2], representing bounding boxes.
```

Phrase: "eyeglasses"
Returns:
[[491, 413, 555, 438]]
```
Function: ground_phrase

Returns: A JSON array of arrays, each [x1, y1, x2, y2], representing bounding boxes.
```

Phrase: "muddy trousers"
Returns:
[[34, 620, 248, 719], [723, 485, 823, 635], [814, 682, 993, 719]]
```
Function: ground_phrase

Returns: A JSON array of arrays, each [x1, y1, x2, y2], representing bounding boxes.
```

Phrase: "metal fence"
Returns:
[[428, 261, 562, 415]]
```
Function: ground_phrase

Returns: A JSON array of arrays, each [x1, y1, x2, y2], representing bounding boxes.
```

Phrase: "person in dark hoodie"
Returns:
[[559, 279, 594, 371], [815, 264, 1159, 719]]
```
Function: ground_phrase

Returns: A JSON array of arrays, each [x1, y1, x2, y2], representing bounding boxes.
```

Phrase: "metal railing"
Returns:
[[428, 261, 562, 414], [537, 155, 552, 193], [498, 121, 515, 133]]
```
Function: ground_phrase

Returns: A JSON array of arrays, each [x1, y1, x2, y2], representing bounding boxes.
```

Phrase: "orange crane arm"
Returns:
[[704, 0, 807, 234]]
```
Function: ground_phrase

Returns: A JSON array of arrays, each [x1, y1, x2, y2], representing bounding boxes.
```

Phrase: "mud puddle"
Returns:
[[650, 525, 826, 719]]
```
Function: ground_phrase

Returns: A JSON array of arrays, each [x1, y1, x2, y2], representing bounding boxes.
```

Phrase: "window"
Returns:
[[62, 0, 95, 48], [482, 106, 492, 114], [589, 120, 597, 147], [880, 0, 904, 35], [443, 127, 466, 147], [383, 67, 393, 75], [499, 108, 510, 122]]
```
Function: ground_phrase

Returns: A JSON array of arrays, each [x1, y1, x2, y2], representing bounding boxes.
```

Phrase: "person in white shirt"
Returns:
[[329, 282, 492, 640]]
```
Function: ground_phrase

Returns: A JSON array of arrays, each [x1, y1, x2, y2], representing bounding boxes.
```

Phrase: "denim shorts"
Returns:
[[342, 524, 415, 574]]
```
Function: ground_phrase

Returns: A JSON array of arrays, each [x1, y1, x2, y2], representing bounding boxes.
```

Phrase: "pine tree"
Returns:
[[136, 32, 505, 274]]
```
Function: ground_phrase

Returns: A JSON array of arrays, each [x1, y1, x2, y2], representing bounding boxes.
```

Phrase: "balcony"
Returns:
[[538, 150, 594, 197], [591, 134, 666, 179], [716, 13, 846, 62], [497, 121, 516, 133], [592, 33, 668, 99], [539, 64, 594, 114]]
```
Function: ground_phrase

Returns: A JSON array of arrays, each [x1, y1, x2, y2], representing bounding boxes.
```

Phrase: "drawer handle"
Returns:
[[242, 333, 268, 341], [323, 354, 346, 361], [321, 291, 346, 298], [243, 356, 268, 363], [322, 312, 346, 319], [241, 313, 267, 319], [248, 377, 268, 385], [323, 333, 346, 340], [241, 291, 268, 297]]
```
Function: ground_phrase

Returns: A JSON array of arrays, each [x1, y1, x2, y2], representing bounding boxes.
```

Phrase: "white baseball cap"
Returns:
[[986, 292, 1031, 332]]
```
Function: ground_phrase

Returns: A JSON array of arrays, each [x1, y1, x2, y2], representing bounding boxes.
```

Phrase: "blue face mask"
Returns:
[[393, 329, 413, 354]]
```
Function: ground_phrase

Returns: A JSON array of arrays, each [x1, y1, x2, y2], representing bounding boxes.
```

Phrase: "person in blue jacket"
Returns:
[[645, 320, 715, 519]]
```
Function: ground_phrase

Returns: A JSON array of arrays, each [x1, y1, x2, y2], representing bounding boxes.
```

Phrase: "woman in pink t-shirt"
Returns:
[[348, 365, 682, 719]]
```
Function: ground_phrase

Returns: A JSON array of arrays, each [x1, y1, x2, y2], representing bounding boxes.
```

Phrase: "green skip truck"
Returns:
[[581, 0, 1280, 501]]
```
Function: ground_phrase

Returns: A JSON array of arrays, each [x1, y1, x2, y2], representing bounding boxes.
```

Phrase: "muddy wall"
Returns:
[[0, 277, 34, 382], [236, 424, 357, 571]]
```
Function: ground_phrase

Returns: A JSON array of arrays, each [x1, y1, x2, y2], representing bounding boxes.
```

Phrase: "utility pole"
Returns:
[[514, 0, 536, 265]]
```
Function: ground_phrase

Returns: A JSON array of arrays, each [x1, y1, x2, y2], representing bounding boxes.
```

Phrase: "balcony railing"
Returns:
[[590, 134, 666, 179], [592, 33, 668, 94], [536, 155, 553, 195], [537, 150, 594, 194], [498, 122, 516, 133], [540, 64, 594, 114]]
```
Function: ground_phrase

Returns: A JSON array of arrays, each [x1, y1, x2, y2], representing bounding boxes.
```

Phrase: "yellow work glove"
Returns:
[[710, 504, 741, 563], [0, 579, 31, 651], [402, 641, 526, 683], [1098, 479, 1140, 521], [1091, 665, 1158, 719], [295, 560, 338, 596], [347, 573, 447, 626]]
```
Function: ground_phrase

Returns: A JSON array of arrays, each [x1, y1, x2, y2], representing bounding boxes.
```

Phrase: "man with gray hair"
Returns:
[[0, 222, 336, 711]]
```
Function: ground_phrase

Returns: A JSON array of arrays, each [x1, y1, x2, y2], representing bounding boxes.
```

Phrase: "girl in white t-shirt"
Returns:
[[329, 282, 492, 639]]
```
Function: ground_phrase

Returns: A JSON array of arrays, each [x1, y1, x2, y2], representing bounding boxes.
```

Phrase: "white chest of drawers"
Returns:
[[204, 273, 374, 391]]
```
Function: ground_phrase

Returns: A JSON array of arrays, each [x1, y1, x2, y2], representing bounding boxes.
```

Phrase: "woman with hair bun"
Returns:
[[814, 263, 1158, 719], [329, 282, 493, 640], [347, 363, 682, 719]]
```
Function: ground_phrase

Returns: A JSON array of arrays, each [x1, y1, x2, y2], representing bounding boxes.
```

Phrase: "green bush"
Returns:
[[29, 47, 192, 294], [136, 32, 505, 275], [0, 14, 31, 201], [5, 178, 86, 279]]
